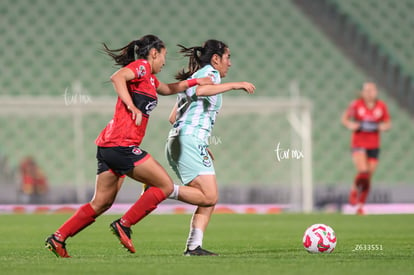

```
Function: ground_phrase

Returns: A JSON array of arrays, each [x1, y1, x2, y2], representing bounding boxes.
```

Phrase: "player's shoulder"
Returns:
[[349, 98, 363, 107], [195, 65, 220, 84], [125, 59, 151, 79], [375, 99, 388, 107]]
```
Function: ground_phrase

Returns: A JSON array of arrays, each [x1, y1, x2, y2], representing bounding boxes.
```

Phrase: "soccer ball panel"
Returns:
[[302, 223, 337, 253]]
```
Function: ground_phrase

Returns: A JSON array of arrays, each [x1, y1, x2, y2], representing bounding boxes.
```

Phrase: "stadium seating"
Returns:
[[1, 0, 413, 189], [328, 0, 414, 78]]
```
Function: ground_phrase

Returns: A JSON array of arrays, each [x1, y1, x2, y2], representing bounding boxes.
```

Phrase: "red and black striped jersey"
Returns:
[[346, 98, 390, 149], [96, 59, 159, 147]]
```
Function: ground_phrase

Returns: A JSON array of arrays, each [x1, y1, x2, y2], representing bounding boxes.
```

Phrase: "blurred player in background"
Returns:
[[19, 156, 48, 204], [45, 34, 213, 258], [165, 40, 255, 255], [341, 82, 391, 215]]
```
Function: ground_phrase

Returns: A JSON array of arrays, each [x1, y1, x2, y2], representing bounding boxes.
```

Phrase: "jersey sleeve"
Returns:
[[380, 101, 391, 121], [346, 100, 358, 119], [207, 69, 221, 84], [195, 66, 221, 84], [125, 60, 148, 79]]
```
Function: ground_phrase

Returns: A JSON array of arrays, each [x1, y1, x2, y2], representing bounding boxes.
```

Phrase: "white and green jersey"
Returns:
[[169, 65, 222, 143]]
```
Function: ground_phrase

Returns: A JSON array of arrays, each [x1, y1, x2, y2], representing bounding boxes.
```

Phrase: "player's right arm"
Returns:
[[110, 67, 142, 125], [157, 77, 214, 96], [378, 102, 392, 132], [341, 110, 360, 131], [341, 102, 360, 131]]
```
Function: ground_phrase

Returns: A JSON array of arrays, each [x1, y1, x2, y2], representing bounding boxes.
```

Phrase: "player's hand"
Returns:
[[236, 82, 255, 94], [197, 77, 214, 86], [127, 105, 142, 125], [347, 121, 360, 131], [378, 121, 391, 132]]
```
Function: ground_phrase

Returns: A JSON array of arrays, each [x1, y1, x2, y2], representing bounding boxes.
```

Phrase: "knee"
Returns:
[[201, 195, 218, 207], [160, 183, 174, 197], [90, 200, 113, 215]]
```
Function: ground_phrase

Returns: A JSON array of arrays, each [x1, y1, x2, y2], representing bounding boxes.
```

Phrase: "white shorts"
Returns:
[[165, 135, 215, 185]]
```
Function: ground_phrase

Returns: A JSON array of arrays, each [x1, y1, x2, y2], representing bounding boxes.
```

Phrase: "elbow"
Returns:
[[340, 113, 349, 127], [340, 118, 347, 128], [110, 73, 122, 84]]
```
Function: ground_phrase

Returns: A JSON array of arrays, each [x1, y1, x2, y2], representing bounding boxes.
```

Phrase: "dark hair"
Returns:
[[175, 39, 228, 80], [103, 34, 165, 67]]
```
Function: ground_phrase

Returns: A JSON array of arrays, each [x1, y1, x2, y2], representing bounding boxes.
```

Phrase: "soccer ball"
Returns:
[[303, 224, 337, 253]]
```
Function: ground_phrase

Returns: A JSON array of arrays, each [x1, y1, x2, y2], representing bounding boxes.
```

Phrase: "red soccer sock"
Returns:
[[358, 182, 371, 204], [349, 189, 358, 205], [55, 203, 97, 241], [355, 172, 371, 204], [121, 187, 166, 227]]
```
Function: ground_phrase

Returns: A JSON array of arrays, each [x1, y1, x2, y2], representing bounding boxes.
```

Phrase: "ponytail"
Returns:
[[175, 39, 228, 80], [175, 45, 203, 80], [103, 34, 165, 67]]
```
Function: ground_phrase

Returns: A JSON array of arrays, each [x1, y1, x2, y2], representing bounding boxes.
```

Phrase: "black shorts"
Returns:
[[96, 146, 150, 176], [352, 147, 380, 159]]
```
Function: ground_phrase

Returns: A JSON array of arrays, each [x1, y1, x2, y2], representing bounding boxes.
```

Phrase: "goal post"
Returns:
[[210, 95, 313, 213]]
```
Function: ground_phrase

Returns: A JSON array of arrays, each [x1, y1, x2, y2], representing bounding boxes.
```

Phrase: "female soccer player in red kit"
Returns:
[[45, 34, 213, 258], [341, 82, 391, 215]]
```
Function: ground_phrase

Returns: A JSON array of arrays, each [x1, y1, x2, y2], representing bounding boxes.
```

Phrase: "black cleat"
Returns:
[[110, 219, 136, 253], [45, 234, 71, 258], [184, 246, 218, 256]]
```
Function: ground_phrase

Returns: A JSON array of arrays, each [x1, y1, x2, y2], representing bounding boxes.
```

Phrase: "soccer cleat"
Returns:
[[45, 234, 71, 258], [349, 189, 358, 206], [356, 207, 365, 215], [184, 246, 218, 256], [110, 219, 136, 253]]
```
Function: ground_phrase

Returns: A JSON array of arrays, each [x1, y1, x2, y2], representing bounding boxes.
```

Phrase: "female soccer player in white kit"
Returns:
[[165, 39, 255, 255]]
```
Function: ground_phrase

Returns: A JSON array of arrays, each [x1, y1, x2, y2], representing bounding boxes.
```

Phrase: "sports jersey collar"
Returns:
[[360, 98, 378, 110]]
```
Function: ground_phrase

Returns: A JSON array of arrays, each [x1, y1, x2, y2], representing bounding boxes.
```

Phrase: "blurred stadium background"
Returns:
[[1, 0, 413, 212]]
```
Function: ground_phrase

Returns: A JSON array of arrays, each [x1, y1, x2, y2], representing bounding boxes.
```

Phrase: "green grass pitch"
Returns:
[[0, 213, 413, 275]]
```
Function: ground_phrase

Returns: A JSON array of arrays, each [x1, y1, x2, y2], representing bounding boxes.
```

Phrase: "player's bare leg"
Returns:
[[110, 156, 173, 253], [91, 172, 123, 215], [177, 184, 218, 207], [144, 179, 217, 207], [182, 175, 218, 256], [46, 172, 120, 257]]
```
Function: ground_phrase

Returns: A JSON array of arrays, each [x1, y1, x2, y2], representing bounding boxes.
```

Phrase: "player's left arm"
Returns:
[[378, 103, 392, 131], [157, 77, 214, 95], [379, 120, 391, 131]]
